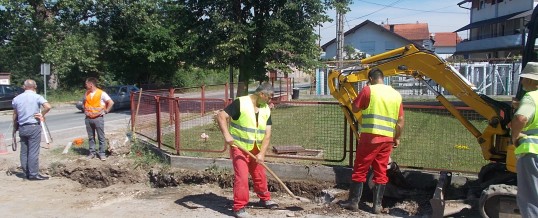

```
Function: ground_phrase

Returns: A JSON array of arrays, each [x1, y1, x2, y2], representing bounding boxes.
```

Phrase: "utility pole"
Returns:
[[336, 11, 344, 68]]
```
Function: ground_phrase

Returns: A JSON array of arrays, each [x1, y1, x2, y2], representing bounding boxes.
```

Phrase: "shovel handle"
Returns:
[[232, 144, 297, 198]]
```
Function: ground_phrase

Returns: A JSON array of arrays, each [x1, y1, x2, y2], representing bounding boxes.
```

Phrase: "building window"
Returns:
[[479, 0, 485, 10]]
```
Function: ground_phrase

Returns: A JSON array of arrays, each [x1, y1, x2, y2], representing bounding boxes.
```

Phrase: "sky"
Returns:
[[319, 0, 471, 45]]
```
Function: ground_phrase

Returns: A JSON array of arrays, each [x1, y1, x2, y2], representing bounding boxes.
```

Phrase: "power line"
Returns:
[[321, 0, 404, 30], [351, 0, 404, 22], [356, 0, 468, 14], [321, 1, 468, 31]]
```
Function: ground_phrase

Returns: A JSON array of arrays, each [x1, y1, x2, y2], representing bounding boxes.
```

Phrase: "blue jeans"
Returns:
[[85, 116, 106, 157], [517, 153, 538, 218]]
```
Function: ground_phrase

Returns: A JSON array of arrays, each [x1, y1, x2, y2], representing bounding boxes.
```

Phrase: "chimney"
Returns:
[[389, 25, 394, 32]]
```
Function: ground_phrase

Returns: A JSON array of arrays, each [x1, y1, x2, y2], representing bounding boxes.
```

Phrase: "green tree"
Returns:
[[1, 0, 334, 92], [344, 44, 356, 59], [191, 0, 331, 95], [0, 0, 48, 86]]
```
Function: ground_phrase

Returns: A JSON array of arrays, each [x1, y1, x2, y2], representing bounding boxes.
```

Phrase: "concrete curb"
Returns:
[[160, 151, 474, 189], [167, 154, 353, 183]]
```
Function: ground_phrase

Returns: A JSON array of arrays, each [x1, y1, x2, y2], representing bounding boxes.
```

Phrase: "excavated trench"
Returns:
[[49, 163, 480, 217], [147, 169, 332, 200]]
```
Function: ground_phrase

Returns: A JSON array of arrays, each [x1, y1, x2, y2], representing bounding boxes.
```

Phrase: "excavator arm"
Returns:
[[328, 44, 515, 171]]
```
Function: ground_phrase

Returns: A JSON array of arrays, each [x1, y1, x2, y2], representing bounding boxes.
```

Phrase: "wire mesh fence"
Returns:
[[132, 86, 493, 173], [394, 105, 490, 173]]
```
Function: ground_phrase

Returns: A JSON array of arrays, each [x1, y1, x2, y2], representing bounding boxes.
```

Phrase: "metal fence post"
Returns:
[[155, 96, 161, 149], [175, 98, 181, 155], [225, 83, 230, 105], [201, 84, 205, 116], [169, 88, 174, 125]]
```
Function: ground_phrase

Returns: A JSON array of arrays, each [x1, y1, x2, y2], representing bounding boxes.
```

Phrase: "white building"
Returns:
[[455, 0, 537, 59], [321, 20, 429, 59]]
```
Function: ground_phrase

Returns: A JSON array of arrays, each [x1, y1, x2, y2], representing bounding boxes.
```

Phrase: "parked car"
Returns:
[[76, 85, 139, 112], [0, 84, 24, 110]]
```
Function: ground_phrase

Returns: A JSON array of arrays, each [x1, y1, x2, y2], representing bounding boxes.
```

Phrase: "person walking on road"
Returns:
[[510, 62, 538, 218], [216, 82, 278, 218], [12, 79, 52, 180], [339, 68, 404, 214], [83, 77, 114, 161]]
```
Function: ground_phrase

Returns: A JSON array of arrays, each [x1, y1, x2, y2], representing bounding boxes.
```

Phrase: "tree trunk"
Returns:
[[48, 71, 58, 90], [236, 54, 251, 97]]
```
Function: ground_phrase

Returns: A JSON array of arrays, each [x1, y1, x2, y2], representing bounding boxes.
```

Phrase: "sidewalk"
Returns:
[[0, 102, 77, 118]]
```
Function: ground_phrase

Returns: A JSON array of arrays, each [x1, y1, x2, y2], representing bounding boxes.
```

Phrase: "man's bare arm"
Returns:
[[511, 114, 528, 145], [216, 110, 234, 146], [256, 126, 272, 162], [105, 100, 114, 113], [41, 102, 51, 116], [12, 111, 18, 131]]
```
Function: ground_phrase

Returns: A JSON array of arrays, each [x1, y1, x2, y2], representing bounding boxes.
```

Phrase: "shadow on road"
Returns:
[[174, 193, 306, 216], [175, 193, 233, 216]]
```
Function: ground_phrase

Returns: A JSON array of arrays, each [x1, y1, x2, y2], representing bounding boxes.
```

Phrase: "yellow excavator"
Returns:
[[328, 8, 538, 217]]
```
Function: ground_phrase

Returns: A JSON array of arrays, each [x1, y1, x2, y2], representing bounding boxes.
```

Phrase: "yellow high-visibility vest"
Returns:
[[360, 84, 402, 137], [516, 90, 538, 155], [230, 95, 271, 151]]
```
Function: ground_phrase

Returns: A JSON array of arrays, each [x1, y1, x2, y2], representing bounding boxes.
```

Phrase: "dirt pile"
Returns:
[[50, 162, 146, 188]]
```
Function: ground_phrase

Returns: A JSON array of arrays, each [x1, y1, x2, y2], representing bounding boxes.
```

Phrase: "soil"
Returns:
[[0, 135, 480, 218]]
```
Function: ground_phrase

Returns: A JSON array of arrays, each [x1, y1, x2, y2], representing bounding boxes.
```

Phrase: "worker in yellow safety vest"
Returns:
[[339, 68, 404, 214], [511, 62, 538, 218], [216, 82, 278, 218]]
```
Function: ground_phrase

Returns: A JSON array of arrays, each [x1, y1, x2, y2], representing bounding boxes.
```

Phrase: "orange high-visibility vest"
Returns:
[[84, 89, 104, 118]]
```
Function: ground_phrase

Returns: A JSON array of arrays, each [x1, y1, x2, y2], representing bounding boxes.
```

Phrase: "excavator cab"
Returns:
[[518, 6, 538, 100]]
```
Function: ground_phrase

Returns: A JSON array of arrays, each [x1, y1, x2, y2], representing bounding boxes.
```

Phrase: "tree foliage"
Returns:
[[0, 0, 332, 91]]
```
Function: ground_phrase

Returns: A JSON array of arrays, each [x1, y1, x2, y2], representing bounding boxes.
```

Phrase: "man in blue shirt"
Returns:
[[12, 79, 52, 180]]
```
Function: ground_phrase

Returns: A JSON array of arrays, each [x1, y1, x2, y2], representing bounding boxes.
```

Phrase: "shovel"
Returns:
[[232, 144, 310, 203]]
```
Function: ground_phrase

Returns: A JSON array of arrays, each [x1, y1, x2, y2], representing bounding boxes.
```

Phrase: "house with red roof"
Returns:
[[321, 20, 433, 59], [382, 22, 434, 50], [432, 32, 463, 59]]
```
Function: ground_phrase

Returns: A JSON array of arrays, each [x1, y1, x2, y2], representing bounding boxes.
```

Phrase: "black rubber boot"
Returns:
[[338, 182, 363, 211], [373, 184, 386, 214]]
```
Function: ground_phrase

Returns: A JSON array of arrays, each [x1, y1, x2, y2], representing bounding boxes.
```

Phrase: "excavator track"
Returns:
[[479, 184, 518, 218]]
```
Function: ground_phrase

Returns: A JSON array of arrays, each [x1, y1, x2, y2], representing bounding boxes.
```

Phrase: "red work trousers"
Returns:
[[351, 138, 393, 184], [230, 145, 271, 212]]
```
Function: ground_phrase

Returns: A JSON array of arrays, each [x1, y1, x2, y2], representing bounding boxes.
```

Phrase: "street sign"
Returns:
[[40, 63, 50, 99], [40, 63, 50, 75]]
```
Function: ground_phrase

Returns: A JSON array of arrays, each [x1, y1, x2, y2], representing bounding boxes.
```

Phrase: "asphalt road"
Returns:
[[0, 104, 132, 146]]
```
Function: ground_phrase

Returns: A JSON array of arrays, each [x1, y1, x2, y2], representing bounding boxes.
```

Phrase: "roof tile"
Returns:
[[383, 23, 430, 41], [433, 32, 462, 47]]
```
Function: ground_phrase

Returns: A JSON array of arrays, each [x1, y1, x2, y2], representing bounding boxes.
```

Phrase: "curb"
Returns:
[[0, 103, 77, 117]]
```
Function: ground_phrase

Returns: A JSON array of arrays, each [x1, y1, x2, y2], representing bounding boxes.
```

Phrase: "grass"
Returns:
[[130, 142, 169, 169], [48, 138, 169, 170], [393, 110, 489, 172], [45, 89, 85, 103], [158, 103, 491, 173]]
